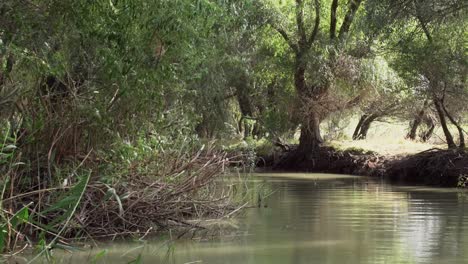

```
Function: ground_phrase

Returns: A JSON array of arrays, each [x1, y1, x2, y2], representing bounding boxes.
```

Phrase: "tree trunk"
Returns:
[[442, 104, 465, 148], [353, 114, 368, 140], [237, 116, 244, 137], [433, 98, 456, 149], [294, 62, 307, 95], [420, 117, 435, 142], [195, 115, 215, 139], [298, 110, 323, 153], [357, 118, 374, 140], [353, 114, 377, 140], [294, 54, 324, 153], [252, 122, 263, 139], [232, 68, 259, 140], [407, 100, 429, 140]]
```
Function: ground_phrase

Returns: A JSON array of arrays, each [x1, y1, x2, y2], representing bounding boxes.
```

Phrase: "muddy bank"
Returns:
[[387, 148, 468, 187], [258, 146, 468, 187]]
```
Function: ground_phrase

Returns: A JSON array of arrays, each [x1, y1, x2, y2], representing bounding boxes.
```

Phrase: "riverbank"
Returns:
[[259, 145, 468, 188], [1, 147, 244, 258]]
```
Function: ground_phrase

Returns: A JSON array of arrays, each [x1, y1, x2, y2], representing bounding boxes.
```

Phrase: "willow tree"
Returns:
[[260, 0, 365, 153], [352, 58, 408, 140], [365, 0, 467, 148]]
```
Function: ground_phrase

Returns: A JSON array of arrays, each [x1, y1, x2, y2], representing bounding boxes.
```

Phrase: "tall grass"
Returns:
[[0, 123, 94, 259]]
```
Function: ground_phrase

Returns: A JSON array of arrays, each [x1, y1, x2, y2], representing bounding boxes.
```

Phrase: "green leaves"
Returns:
[[25, 171, 91, 262], [39, 172, 91, 232], [0, 203, 32, 254], [9, 206, 29, 229]]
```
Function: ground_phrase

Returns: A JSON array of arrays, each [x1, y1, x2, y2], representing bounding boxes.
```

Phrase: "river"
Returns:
[[40, 173, 468, 263]]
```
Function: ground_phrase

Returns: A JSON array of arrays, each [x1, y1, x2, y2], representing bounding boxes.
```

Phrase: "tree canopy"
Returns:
[[0, 0, 467, 162]]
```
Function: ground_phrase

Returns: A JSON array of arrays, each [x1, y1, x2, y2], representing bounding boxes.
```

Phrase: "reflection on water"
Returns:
[[41, 174, 468, 263]]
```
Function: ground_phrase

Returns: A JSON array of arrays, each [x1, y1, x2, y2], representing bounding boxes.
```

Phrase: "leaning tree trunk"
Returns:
[[420, 114, 435, 142], [433, 98, 456, 149], [353, 114, 378, 140], [407, 100, 429, 140], [352, 114, 368, 140], [356, 116, 375, 140], [442, 104, 465, 149]]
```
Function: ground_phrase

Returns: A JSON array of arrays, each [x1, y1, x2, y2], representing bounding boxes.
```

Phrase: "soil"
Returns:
[[258, 146, 468, 188], [386, 148, 468, 187]]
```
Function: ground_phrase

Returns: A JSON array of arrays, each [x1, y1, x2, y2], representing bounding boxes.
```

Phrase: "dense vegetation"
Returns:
[[0, 0, 466, 258]]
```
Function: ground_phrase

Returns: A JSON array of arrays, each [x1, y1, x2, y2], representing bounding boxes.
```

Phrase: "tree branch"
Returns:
[[412, 0, 435, 43], [416, 15, 432, 43], [338, 0, 363, 39], [307, 0, 321, 47], [295, 0, 307, 47], [330, 0, 339, 39], [271, 25, 299, 53]]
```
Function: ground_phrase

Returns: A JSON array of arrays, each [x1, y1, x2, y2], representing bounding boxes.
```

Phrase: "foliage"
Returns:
[[0, 0, 248, 256], [0, 0, 467, 257]]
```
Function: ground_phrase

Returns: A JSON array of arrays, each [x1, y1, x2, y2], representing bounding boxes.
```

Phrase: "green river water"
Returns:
[[30, 173, 468, 263]]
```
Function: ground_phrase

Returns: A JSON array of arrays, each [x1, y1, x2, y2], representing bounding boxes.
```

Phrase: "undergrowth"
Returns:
[[0, 123, 248, 262]]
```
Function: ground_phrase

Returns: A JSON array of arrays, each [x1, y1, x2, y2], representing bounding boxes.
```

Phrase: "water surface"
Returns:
[[44, 173, 468, 263]]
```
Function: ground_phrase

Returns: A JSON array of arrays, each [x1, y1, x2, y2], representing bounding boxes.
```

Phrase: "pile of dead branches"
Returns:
[[77, 150, 234, 237], [2, 147, 241, 247]]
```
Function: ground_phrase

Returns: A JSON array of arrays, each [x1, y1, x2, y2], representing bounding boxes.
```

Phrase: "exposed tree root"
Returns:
[[261, 145, 468, 187], [265, 145, 385, 177], [387, 148, 468, 187]]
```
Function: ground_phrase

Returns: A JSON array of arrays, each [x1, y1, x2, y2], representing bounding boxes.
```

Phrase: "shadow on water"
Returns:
[[26, 173, 468, 264]]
